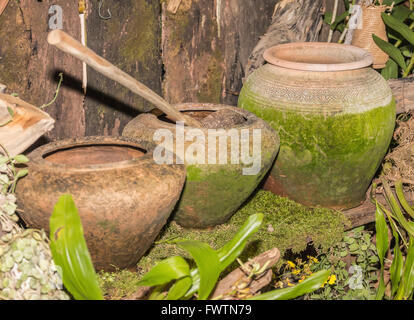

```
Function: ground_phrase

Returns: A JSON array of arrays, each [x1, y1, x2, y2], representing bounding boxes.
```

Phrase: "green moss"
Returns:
[[196, 51, 223, 104], [175, 164, 265, 227], [238, 88, 396, 207], [116, 0, 159, 69], [98, 190, 348, 299]]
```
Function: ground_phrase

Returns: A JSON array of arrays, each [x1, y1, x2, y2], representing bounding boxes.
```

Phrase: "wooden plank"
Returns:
[[343, 190, 414, 230], [389, 76, 414, 115]]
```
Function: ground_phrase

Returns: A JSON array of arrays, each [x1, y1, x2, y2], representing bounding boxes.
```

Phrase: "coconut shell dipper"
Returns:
[[47, 30, 202, 128]]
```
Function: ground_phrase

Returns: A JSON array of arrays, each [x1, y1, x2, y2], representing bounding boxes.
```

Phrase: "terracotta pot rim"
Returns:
[[263, 42, 373, 72], [27, 136, 160, 172], [153, 103, 257, 130]]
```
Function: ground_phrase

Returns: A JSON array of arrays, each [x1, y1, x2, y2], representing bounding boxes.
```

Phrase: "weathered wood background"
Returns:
[[0, 0, 331, 141]]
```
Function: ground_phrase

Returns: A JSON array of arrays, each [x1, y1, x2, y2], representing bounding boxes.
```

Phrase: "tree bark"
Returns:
[[245, 0, 325, 78], [83, 0, 162, 136], [0, 0, 162, 141], [161, 0, 276, 106], [0, 0, 85, 141]]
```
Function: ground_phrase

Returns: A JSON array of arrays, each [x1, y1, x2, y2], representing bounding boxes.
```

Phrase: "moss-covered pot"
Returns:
[[16, 136, 186, 271], [238, 42, 395, 209], [123, 103, 279, 228]]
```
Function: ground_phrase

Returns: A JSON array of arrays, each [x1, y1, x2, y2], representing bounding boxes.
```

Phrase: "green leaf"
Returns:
[[381, 59, 399, 80], [175, 240, 220, 300], [383, 180, 414, 237], [343, 0, 350, 11], [382, 12, 414, 46], [395, 181, 414, 219], [12, 154, 29, 164], [217, 213, 264, 270], [183, 213, 263, 299], [391, 4, 412, 22], [383, 0, 408, 6], [15, 169, 28, 179], [138, 256, 190, 287], [7, 106, 13, 117], [373, 34, 407, 71], [166, 276, 193, 300], [390, 232, 403, 297], [49, 194, 103, 300], [375, 202, 389, 265], [248, 270, 330, 300], [396, 238, 414, 299], [330, 11, 349, 31]]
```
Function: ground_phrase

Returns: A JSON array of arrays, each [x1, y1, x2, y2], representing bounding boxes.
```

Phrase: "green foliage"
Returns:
[[373, 180, 414, 300], [375, 9, 414, 79], [49, 194, 103, 300], [248, 270, 330, 300], [137, 213, 329, 300], [0, 145, 28, 194], [306, 226, 379, 300], [138, 214, 263, 300]]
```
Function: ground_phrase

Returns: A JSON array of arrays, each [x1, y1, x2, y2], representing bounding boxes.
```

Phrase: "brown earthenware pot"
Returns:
[[123, 103, 279, 228], [16, 136, 186, 271]]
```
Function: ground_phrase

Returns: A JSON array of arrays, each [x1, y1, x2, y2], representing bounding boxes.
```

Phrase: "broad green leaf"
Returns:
[[395, 181, 414, 219], [398, 238, 414, 299], [183, 213, 263, 299], [343, 0, 349, 11], [373, 34, 407, 70], [12, 154, 29, 164], [383, 180, 414, 237], [375, 202, 389, 265], [217, 213, 264, 269], [324, 12, 333, 25], [330, 11, 349, 31], [248, 270, 330, 300], [175, 240, 220, 300], [381, 59, 399, 80], [401, 46, 413, 58], [49, 194, 103, 300], [382, 12, 414, 46], [167, 276, 193, 300], [383, 0, 408, 6], [138, 256, 190, 287], [15, 169, 28, 179], [391, 4, 412, 22], [390, 232, 403, 297]]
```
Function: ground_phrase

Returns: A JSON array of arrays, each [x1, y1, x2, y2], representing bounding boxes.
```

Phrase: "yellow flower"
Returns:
[[292, 269, 300, 275], [286, 261, 296, 269], [328, 274, 336, 285], [307, 255, 319, 263]]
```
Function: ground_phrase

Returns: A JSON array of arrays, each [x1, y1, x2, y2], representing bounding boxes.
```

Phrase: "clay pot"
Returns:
[[238, 42, 395, 210], [123, 103, 279, 228], [16, 136, 186, 271], [351, 5, 389, 69]]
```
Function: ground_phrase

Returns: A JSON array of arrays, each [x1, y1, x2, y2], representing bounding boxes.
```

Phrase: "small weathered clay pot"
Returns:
[[16, 136, 186, 271], [239, 42, 395, 210], [123, 103, 279, 228]]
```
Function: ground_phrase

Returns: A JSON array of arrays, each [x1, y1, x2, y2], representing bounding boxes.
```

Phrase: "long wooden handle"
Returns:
[[47, 29, 202, 128]]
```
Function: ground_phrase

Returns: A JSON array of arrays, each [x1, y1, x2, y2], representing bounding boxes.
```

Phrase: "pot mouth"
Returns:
[[155, 103, 252, 128], [263, 42, 373, 72], [29, 136, 156, 172], [43, 144, 147, 166]]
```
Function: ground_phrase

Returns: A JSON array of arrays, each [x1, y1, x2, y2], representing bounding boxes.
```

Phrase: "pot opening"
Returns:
[[43, 144, 147, 166], [158, 110, 248, 126], [263, 42, 373, 71], [158, 110, 216, 124]]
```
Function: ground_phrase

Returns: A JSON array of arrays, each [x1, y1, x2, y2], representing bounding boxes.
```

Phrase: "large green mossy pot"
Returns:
[[123, 103, 279, 228], [238, 42, 395, 209]]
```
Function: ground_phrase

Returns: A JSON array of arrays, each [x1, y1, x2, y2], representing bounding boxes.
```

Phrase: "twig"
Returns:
[[327, 0, 339, 42], [39, 73, 63, 109]]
